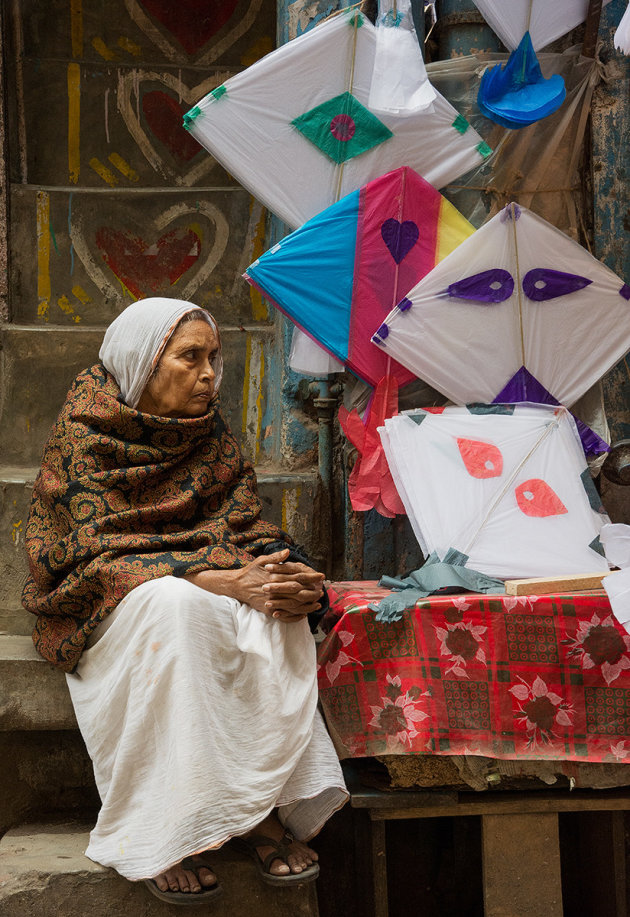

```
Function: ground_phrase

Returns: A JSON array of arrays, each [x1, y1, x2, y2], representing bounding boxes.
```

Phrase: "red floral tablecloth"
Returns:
[[317, 582, 630, 763]]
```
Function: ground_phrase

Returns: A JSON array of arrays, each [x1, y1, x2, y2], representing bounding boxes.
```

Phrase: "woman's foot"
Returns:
[[152, 854, 218, 895], [243, 812, 319, 877]]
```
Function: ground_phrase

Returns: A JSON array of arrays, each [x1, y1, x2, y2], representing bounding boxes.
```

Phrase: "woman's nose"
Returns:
[[200, 359, 216, 380]]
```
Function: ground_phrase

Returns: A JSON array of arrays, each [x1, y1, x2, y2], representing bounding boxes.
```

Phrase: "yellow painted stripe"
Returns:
[[72, 284, 91, 304], [67, 63, 80, 184], [241, 35, 273, 67], [242, 334, 252, 436], [92, 37, 117, 60], [89, 157, 119, 186], [241, 336, 265, 460], [249, 203, 269, 321], [117, 36, 142, 56], [108, 152, 139, 182], [435, 198, 475, 264], [36, 191, 51, 320], [255, 345, 264, 458], [70, 0, 83, 58]]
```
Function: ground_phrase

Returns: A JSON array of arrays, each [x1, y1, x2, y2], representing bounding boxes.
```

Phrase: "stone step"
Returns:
[[0, 821, 319, 917], [0, 732, 99, 836], [0, 323, 280, 466], [0, 466, 321, 621], [0, 635, 75, 732]]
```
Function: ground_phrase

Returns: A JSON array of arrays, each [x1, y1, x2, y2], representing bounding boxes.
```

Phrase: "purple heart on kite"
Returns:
[[381, 218, 419, 264]]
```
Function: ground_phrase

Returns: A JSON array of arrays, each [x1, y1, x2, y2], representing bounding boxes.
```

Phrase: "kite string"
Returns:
[[334, 8, 361, 201], [462, 417, 560, 556], [510, 201, 526, 369]]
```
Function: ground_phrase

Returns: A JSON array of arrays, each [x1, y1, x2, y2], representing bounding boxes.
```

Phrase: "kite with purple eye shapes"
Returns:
[[445, 268, 593, 303]]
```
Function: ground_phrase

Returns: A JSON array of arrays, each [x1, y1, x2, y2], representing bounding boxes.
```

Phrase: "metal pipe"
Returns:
[[437, 0, 503, 57]]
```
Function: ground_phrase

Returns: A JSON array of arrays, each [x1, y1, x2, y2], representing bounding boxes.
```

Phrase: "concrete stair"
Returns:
[[0, 822, 319, 916]]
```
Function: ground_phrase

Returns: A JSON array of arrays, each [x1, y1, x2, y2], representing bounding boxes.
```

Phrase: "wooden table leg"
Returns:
[[370, 818, 389, 917], [482, 812, 563, 917]]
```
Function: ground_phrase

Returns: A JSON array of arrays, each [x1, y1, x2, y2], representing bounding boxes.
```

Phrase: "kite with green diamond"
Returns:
[[184, 5, 491, 230]]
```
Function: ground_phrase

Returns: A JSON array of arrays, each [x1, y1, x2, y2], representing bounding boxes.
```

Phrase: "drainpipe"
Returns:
[[310, 379, 341, 577], [436, 0, 502, 57]]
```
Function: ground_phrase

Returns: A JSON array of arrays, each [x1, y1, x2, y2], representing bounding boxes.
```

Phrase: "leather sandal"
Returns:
[[232, 830, 320, 886], [144, 855, 223, 905]]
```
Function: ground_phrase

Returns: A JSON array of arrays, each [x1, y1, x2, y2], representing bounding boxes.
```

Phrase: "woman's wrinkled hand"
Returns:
[[184, 549, 325, 623]]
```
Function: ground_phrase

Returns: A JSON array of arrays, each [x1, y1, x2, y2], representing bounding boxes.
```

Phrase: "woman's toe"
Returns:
[[154, 873, 169, 892], [196, 866, 217, 888], [287, 855, 305, 873], [182, 869, 200, 892], [270, 858, 291, 876]]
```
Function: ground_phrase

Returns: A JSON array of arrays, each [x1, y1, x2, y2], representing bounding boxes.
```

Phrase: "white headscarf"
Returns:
[[99, 297, 223, 409]]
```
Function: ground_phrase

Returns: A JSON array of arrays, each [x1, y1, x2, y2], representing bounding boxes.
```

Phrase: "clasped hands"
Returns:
[[185, 548, 325, 624]]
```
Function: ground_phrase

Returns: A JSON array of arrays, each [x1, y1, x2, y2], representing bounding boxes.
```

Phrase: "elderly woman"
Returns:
[[23, 297, 348, 904]]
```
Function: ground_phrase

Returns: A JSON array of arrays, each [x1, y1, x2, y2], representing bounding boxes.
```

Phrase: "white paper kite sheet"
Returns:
[[184, 7, 490, 230], [615, 2, 630, 54], [601, 523, 630, 632], [472, 0, 613, 51], [379, 404, 610, 580], [372, 203, 630, 410], [369, 0, 436, 114]]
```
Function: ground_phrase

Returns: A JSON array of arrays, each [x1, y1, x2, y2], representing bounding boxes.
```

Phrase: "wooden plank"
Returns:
[[482, 813, 563, 917], [367, 791, 630, 820], [505, 572, 611, 595], [350, 789, 457, 810], [370, 820, 389, 917]]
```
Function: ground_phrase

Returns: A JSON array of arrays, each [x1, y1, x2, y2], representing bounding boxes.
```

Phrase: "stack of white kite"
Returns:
[[379, 404, 610, 580]]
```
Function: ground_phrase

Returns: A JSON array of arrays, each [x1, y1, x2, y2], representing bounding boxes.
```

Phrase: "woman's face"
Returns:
[[137, 319, 219, 418]]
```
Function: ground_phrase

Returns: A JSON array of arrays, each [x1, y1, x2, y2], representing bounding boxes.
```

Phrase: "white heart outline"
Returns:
[[117, 69, 235, 184], [124, 0, 264, 64], [70, 199, 229, 302]]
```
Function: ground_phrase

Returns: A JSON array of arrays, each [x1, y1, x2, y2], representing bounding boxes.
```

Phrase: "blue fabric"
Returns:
[[477, 32, 566, 130], [245, 190, 359, 363]]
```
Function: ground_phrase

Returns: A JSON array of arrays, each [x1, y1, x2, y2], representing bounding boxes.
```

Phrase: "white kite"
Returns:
[[184, 5, 490, 230], [472, 0, 613, 51], [379, 404, 610, 580], [372, 203, 630, 411], [615, 2, 630, 54]]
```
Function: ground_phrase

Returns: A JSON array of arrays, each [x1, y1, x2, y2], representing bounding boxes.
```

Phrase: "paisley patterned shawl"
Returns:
[[22, 364, 288, 672]]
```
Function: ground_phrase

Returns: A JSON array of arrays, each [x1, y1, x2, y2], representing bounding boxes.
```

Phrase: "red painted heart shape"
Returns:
[[515, 479, 568, 517], [139, 0, 239, 55], [456, 437, 503, 478], [95, 226, 201, 299], [143, 91, 203, 163]]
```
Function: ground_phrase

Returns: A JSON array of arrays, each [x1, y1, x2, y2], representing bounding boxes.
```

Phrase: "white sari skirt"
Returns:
[[66, 576, 348, 880]]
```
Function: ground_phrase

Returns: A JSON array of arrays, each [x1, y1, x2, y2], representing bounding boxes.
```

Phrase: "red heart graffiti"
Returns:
[[143, 91, 203, 163], [139, 0, 239, 55], [515, 479, 568, 517], [456, 437, 503, 478], [95, 227, 201, 299]]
